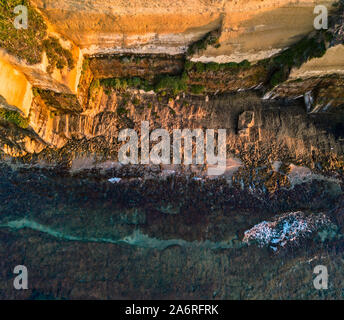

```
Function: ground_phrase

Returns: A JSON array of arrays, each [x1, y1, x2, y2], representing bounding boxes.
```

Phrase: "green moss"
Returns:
[[33, 88, 81, 112], [205, 62, 220, 72], [81, 58, 89, 75], [99, 67, 204, 96], [221, 62, 238, 70], [190, 85, 205, 95], [101, 77, 152, 92], [117, 106, 128, 117], [185, 59, 251, 74], [0, 108, 29, 128], [154, 75, 188, 95], [184, 60, 194, 71], [238, 60, 251, 68], [43, 37, 74, 73], [187, 30, 220, 56], [97, 56, 253, 96], [0, 0, 47, 64], [132, 97, 140, 106], [195, 62, 205, 73], [269, 70, 285, 88], [271, 37, 326, 70], [89, 79, 100, 95], [264, 35, 328, 88], [132, 77, 141, 87]]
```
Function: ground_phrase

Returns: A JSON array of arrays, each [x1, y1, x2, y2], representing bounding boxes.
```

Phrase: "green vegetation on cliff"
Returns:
[[33, 88, 82, 113], [185, 60, 251, 73], [0, 108, 28, 128], [0, 1, 74, 70], [101, 74, 189, 96], [89, 25, 334, 97], [101, 77, 153, 92], [185, 31, 329, 89], [154, 74, 188, 95], [43, 37, 75, 73], [187, 29, 221, 56], [0, 0, 47, 64], [265, 35, 328, 88]]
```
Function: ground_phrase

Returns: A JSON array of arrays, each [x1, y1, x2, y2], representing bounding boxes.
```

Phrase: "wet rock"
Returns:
[[243, 211, 332, 251]]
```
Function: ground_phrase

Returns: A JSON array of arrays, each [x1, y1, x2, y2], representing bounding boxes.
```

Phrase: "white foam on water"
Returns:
[[0, 219, 243, 250]]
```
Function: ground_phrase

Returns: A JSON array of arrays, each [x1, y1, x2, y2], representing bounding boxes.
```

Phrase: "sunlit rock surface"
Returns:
[[30, 0, 336, 60]]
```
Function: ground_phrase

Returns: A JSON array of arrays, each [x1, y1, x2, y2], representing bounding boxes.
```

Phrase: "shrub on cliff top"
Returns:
[[187, 30, 221, 56], [185, 59, 251, 74], [0, 0, 47, 64], [266, 35, 328, 88], [272, 37, 326, 69], [0, 1, 74, 71], [154, 75, 188, 95], [0, 108, 29, 129], [190, 85, 205, 95], [101, 77, 153, 92], [43, 37, 74, 73]]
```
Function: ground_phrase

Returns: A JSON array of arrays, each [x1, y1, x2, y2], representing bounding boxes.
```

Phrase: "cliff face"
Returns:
[[26, 86, 344, 173], [0, 0, 341, 119], [30, 0, 336, 61], [0, 0, 342, 178], [0, 57, 33, 118]]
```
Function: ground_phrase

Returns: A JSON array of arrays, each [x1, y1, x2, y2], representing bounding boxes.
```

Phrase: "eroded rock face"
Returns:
[[238, 111, 255, 137], [0, 0, 342, 156], [23, 88, 343, 173], [0, 57, 33, 118], [265, 75, 344, 113], [289, 45, 344, 79], [88, 54, 185, 80], [30, 0, 337, 60]]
